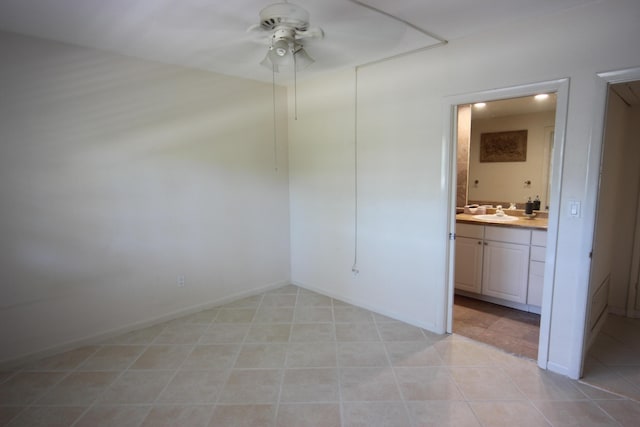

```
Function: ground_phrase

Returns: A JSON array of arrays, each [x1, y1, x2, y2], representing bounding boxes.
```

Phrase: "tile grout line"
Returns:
[[593, 399, 634, 427], [272, 286, 300, 424], [435, 340, 486, 427], [70, 318, 178, 427], [71, 295, 257, 426], [5, 366, 70, 424], [146, 320, 221, 426], [373, 312, 414, 426], [45, 344, 127, 427], [210, 291, 266, 418], [332, 294, 346, 427], [497, 363, 557, 427]]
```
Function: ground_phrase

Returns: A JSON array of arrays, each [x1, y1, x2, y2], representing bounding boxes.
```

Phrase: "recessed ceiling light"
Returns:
[[534, 94, 549, 100], [474, 102, 486, 108]]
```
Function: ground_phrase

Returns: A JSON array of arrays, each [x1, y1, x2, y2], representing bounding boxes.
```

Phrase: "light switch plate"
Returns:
[[569, 200, 581, 217]]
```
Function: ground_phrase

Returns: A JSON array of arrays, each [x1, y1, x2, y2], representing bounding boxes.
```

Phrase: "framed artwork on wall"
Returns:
[[480, 130, 528, 162]]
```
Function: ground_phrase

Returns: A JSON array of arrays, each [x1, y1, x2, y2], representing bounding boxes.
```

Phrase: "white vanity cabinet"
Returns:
[[455, 222, 545, 312]]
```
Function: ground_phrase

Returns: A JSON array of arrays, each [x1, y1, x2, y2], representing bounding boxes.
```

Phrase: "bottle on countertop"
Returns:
[[525, 197, 534, 214], [533, 195, 541, 211]]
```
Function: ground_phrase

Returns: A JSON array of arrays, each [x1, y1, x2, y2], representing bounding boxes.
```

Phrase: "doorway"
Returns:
[[443, 79, 570, 370], [452, 94, 556, 359], [581, 77, 640, 398]]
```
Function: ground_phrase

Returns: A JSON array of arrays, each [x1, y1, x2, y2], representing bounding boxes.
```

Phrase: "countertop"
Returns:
[[456, 213, 548, 230]]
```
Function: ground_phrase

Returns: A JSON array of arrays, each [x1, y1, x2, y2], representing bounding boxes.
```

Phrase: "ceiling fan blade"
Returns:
[[247, 23, 266, 33], [295, 26, 324, 40]]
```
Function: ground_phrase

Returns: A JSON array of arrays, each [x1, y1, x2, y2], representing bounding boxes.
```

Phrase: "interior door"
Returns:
[[584, 85, 622, 349], [631, 188, 640, 315]]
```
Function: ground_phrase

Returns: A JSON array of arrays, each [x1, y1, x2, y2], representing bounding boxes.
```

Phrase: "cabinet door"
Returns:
[[482, 241, 530, 303], [528, 260, 545, 307], [455, 237, 483, 294]]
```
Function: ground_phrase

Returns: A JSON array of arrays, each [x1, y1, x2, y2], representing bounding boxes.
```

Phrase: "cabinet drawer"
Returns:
[[530, 245, 546, 262], [456, 223, 484, 239], [485, 226, 531, 245], [531, 230, 547, 247]]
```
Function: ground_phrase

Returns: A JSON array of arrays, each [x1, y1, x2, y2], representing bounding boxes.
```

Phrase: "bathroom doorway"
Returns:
[[443, 79, 570, 370], [452, 94, 556, 359]]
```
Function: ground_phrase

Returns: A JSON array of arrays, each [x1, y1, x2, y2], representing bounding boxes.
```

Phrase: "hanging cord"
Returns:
[[346, 0, 447, 69], [272, 65, 278, 172], [294, 50, 298, 121], [346, 0, 446, 44], [352, 67, 359, 274]]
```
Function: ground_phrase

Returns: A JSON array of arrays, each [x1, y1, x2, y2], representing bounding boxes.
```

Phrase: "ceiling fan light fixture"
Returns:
[[267, 46, 292, 69], [294, 46, 315, 70], [271, 39, 290, 58], [260, 54, 279, 72]]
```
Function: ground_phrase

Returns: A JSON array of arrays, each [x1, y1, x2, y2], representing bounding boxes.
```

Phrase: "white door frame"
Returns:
[[442, 78, 570, 370]]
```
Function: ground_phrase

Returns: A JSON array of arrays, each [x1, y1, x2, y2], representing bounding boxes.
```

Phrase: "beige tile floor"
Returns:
[[1, 284, 639, 426], [581, 314, 640, 403]]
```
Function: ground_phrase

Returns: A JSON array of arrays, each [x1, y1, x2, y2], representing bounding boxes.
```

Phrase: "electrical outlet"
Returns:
[[177, 275, 185, 287], [351, 265, 359, 276]]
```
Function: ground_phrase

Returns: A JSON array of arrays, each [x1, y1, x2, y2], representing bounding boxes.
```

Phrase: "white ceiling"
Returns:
[[0, 0, 597, 83], [471, 94, 558, 120]]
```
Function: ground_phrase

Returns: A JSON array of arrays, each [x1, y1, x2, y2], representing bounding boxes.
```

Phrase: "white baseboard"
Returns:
[[291, 280, 441, 334], [0, 280, 289, 370], [614, 306, 640, 318], [608, 306, 627, 316], [546, 361, 572, 378]]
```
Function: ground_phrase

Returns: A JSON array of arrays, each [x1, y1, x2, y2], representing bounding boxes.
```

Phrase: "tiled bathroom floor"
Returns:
[[453, 295, 541, 360], [581, 314, 640, 402], [1, 284, 639, 426]]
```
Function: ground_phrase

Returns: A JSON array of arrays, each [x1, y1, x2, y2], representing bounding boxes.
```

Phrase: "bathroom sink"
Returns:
[[473, 214, 520, 222]]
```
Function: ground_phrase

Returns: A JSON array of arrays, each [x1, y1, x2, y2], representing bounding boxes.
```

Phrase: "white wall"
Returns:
[[468, 111, 556, 207], [0, 31, 291, 363], [290, 66, 450, 331], [289, 0, 640, 378]]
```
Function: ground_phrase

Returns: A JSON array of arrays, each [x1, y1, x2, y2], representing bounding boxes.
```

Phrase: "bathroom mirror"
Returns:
[[457, 94, 557, 210]]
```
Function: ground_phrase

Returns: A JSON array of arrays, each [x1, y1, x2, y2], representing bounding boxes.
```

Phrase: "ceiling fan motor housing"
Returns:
[[259, 3, 310, 32], [271, 28, 296, 55]]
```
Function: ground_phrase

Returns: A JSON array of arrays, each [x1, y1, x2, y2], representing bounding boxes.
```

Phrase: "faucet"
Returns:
[[495, 205, 505, 216]]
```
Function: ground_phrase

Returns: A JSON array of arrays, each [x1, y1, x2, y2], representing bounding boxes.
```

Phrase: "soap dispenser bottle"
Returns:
[[525, 197, 533, 214], [533, 195, 541, 211]]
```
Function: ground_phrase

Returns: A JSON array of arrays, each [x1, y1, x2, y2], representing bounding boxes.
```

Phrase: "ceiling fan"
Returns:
[[247, 2, 324, 73]]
